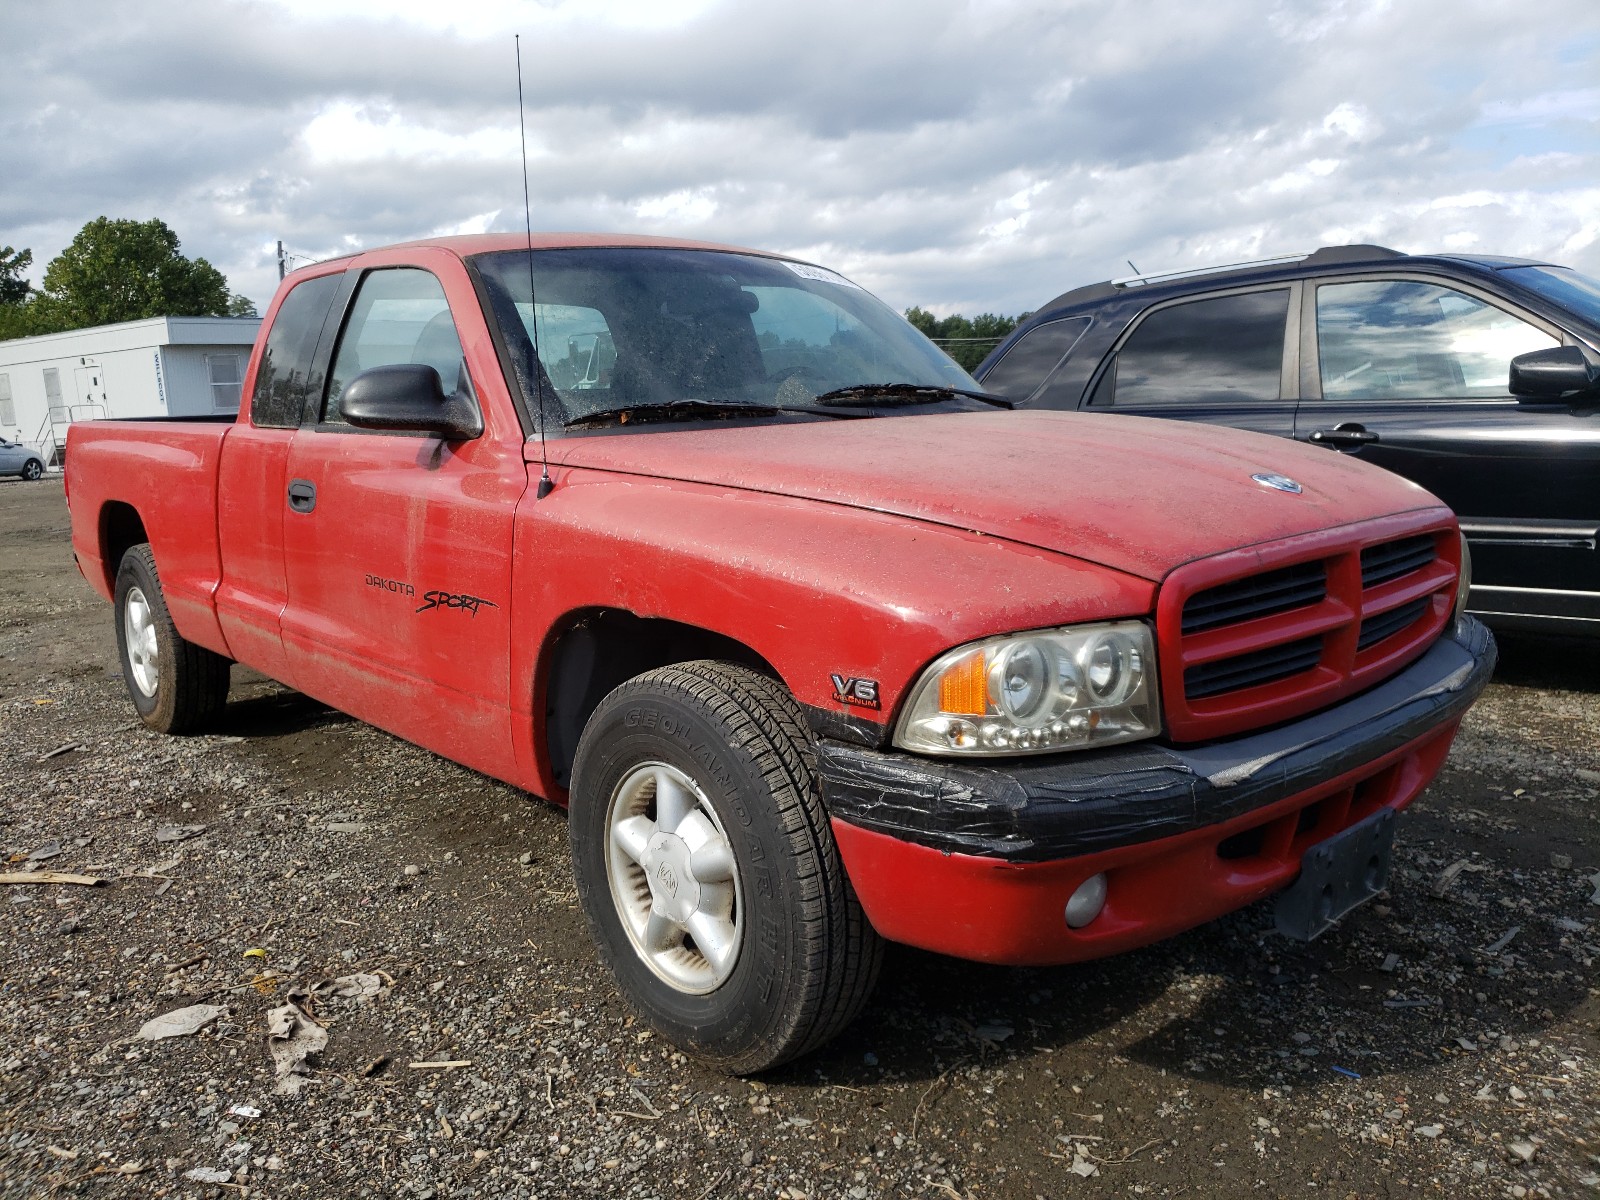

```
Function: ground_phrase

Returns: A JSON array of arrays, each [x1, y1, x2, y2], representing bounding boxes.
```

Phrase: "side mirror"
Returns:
[[339, 364, 484, 439], [1509, 344, 1600, 402]]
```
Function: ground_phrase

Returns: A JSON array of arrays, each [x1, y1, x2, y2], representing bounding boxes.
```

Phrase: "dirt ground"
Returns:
[[1, 475, 1596, 1200]]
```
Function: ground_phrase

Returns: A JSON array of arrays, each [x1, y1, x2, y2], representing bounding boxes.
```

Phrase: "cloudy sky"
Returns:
[[4, 0, 1598, 317]]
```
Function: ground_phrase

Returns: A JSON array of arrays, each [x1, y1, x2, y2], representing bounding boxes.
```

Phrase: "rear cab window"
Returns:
[[250, 273, 343, 429]]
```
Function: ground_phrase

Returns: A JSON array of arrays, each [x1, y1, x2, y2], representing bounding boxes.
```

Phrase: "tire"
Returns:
[[569, 661, 882, 1073], [21, 458, 42, 481], [113, 544, 231, 734]]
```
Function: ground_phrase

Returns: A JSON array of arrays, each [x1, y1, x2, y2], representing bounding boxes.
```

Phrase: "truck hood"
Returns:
[[546, 410, 1445, 582]]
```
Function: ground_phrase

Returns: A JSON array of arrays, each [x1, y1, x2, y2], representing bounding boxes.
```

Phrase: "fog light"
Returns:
[[1064, 873, 1107, 929]]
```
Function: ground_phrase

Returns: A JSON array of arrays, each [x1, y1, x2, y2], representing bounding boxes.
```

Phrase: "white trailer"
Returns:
[[0, 316, 261, 466]]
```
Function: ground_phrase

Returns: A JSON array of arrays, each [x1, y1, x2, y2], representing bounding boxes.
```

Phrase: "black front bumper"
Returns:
[[816, 616, 1496, 863]]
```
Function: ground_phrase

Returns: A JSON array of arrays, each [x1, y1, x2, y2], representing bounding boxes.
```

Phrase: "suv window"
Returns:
[[982, 316, 1090, 401], [325, 268, 464, 423], [1315, 280, 1557, 400], [1098, 289, 1288, 406], [251, 273, 342, 428]]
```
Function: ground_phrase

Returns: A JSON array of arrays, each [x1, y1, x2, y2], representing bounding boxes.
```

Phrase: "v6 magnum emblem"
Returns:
[[831, 675, 881, 710]]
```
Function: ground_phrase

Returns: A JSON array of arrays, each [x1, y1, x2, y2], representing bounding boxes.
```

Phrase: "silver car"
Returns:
[[0, 438, 46, 481]]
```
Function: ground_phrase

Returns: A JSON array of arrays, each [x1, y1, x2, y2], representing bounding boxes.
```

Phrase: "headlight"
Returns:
[[894, 621, 1161, 756], [1453, 532, 1473, 621]]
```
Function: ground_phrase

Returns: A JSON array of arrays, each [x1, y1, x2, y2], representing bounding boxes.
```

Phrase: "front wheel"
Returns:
[[114, 544, 231, 733], [569, 661, 881, 1073], [21, 459, 42, 481]]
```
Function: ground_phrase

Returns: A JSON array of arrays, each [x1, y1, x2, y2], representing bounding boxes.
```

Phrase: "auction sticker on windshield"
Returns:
[[783, 261, 863, 290]]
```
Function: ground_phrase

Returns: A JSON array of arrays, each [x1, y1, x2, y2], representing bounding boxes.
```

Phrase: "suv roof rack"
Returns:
[[1037, 244, 1408, 313], [1110, 253, 1309, 288], [1301, 243, 1405, 266], [1109, 244, 1404, 289]]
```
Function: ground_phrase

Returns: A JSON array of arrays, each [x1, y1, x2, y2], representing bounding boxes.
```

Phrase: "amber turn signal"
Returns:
[[937, 649, 988, 715]]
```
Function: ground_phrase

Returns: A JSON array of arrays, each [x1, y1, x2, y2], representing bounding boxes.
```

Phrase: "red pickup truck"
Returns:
[[67, 234, 1494, 1072]]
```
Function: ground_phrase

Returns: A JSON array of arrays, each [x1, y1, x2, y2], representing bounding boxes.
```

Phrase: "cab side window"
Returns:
[[1096, 289, 1289, 406], [251, 273, 342, 428], [324, 269, 464, 424], [1315, 280, 1557, 400]]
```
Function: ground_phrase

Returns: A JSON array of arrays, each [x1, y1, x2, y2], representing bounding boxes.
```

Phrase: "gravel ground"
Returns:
[[1, 475, 1597, 1199]]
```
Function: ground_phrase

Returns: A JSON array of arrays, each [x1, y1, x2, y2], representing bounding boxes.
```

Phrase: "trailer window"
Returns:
[[207, 354, 243, 411]]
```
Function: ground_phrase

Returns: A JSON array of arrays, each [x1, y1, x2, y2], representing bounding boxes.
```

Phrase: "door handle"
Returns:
[[1308, 423, 1379, 449], [287, 478, 317, 513]]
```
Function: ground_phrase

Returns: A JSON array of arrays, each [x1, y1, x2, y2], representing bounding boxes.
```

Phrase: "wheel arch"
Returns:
[[98, 502, 149, 596], [540, 607, 781, 791]]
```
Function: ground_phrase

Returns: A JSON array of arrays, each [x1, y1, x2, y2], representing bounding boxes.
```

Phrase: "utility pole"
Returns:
[[277, 240, 286, 280]]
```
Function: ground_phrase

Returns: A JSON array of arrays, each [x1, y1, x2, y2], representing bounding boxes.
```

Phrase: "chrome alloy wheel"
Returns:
[[604, 761, 743, 994], [123, 585, 159, 698]]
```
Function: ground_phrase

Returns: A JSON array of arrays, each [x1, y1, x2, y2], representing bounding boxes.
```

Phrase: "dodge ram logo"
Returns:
[[1251, 472, 1303, 494], [656, 862, 678, 897]]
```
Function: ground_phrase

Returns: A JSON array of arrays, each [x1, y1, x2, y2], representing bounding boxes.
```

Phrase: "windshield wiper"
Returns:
[[812, 382, 1013, 408], [563, 398, 865, 430]]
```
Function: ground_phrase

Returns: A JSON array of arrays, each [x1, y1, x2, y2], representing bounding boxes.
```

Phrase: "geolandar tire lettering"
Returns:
[[113, 544, 231, 735], [568, 660, 882, 1074]]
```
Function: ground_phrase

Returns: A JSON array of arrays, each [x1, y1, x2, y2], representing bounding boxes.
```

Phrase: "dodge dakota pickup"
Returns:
[[66, 234, 1495, 1072]]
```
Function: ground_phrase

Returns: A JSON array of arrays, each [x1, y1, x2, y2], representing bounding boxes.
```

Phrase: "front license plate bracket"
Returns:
[[1274, 807, 1397, 942]]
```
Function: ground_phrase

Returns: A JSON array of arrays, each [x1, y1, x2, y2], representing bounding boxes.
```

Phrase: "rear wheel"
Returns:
[[569, 661, 881, 1073], [21, 459, 42, 481], [114, 544, 230, 733]]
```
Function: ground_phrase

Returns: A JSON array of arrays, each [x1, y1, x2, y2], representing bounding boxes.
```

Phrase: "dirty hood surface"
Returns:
[[547, 410, 1445, 582]]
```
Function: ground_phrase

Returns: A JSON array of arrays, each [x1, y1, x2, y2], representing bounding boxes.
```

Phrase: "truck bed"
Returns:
[[66, 419, 232, 658]]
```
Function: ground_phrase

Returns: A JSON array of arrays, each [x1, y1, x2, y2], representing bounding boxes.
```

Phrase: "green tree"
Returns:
[[0, 302, 39, 341], [905, 306, 1027, 372], [0, 246, 32, 305], [36, 217, 234, 331], [904, 305, 939, 338], [0, 246, 39, 339]]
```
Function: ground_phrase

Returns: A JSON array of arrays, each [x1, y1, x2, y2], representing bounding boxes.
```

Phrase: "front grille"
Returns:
[[1157, 520, 1458, 742], [1361, 535, 1436, 588], [1182, 561, 1326, 634], [1358, 597, 1428, 650], [1184, 635, 1324, 699]]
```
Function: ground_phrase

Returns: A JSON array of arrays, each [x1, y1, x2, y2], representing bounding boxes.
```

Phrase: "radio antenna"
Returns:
[[517, 34, 554, 500]]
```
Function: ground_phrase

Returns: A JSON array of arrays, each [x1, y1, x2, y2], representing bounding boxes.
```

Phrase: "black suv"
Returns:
[[975, 245, 1600, 636]]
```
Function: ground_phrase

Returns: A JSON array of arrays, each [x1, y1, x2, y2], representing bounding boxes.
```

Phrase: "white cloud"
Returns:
[[1480, 88, 1600, 124], [633, 189, 719, 224], [301, 102, 519, 165], [432, 209, 503, 237], [0, 0, 1597, 317], [1322, 102, 1376, 141], [268, 0, 718, 36]]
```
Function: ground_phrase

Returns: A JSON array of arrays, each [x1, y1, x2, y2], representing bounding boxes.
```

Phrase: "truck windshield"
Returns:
[[472, 247, 980, 427]]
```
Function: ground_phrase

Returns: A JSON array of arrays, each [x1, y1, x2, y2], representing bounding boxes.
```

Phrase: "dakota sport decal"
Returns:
[[416, 590, 499, 617]]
